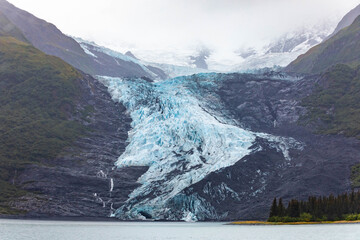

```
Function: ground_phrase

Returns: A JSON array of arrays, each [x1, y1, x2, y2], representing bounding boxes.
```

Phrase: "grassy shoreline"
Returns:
[[229, 220, 360, 225]]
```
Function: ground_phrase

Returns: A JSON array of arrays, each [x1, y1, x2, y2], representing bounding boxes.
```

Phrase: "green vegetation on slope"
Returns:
[[301, 64, 360, 139], [0, 36, 86, 213], [268, 191, 360, 222], [300, 64, 360, 188], [286, 15, 360, 74], [351, 165, 360, 188]]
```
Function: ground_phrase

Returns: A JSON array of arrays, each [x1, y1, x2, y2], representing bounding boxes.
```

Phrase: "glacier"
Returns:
[[98, 73, 303, 220], [74, 20, 336, 80]]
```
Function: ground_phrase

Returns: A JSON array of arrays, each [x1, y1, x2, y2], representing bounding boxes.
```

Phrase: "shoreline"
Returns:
[[0, 216, 216, 223], [3, 216, 360, 225], [0, 216, 122, 222], [229, 220, 360, 225]]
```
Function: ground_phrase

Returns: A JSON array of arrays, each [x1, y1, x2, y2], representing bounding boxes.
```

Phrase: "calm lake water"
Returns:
[[1, 219, 360, 240]]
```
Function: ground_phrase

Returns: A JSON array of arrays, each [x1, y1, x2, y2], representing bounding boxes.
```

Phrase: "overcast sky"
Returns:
[[7, 0, 360, 64]]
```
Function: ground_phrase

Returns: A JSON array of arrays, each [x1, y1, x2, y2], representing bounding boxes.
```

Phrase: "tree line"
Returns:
[[268, 191, 360, 222]]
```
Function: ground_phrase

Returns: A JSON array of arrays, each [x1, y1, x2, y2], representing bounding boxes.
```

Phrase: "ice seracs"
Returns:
[[182, 211, 198, 222]]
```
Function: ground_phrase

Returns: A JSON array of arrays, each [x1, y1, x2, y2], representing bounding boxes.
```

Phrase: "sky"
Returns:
[[7, 0, 360, 66]]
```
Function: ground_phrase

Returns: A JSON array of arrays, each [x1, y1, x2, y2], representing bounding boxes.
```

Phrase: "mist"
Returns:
[[7, 0, 360, 65]]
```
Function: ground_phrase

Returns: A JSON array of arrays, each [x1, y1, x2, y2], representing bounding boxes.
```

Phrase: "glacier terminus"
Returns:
[[98, 73, 304, 221]]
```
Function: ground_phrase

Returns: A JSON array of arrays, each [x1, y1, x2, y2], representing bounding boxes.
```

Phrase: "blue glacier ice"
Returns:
[[98, 73, 303, 220]]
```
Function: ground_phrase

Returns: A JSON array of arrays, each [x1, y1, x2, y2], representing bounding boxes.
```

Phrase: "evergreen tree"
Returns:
[[268, 191, 360, 222], [288, 199, 300, 218], [269, 198, 278, 218], [278, 198, 285, 217]]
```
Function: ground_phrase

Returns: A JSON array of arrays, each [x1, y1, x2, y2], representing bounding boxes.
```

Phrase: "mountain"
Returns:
[[0, 4, 209, 217], [285, 15, 360, 74], [89, 30, 360, 221], [4, 52, 360, 220], [0, 31, 138, 216], [233, 23, 335, 72], [1, 0, 360, 222], [94, 12, 360, 219], [326, 4, 360, 40], [0, 0, 167, 79], [0, 0, 208, 80], [75, 37, 210, 79], [74, 37, 168, 80], [95, 22, 335, 73]]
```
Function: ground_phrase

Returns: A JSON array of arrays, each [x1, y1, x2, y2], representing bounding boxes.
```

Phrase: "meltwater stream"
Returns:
[[98, 73, 303, 220]]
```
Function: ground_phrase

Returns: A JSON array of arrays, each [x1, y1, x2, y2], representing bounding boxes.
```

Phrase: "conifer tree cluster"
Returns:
[[268, 191, 360, 222]]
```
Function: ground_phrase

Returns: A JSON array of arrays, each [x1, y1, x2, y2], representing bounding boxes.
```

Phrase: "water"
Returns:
[[1, 219, 360, 240]]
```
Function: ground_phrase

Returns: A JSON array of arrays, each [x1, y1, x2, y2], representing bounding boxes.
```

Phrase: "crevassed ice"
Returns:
[[98, 74, 302, 220]]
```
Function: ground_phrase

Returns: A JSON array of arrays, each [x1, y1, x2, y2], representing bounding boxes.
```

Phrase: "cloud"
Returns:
[[7, 0, 360, 61]]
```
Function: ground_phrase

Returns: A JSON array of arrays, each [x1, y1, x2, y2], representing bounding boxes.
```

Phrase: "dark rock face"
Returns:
[[190, 48, 211, 69], [216, 73, 307, 131], [9, 74, 146, 217], [237, 47, 257, 59], [146, 65, 168, 80], [165, 73, 360, 220], [125, 51, 139, 60], [181, 133, 360, 220]]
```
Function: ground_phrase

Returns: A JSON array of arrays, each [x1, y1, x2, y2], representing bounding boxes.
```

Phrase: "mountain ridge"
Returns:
[[0, 0, 168, 79], [285, 15, 360, 74], [326, 4, 360, 40]]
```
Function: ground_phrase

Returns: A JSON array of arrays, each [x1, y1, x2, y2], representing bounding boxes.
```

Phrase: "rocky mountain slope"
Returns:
[[0, 32, 141, 217]]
